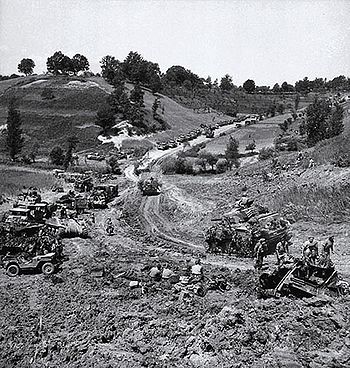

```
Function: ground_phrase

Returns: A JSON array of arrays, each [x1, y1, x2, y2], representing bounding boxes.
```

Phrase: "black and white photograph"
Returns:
[[0, 0, 350, 366]]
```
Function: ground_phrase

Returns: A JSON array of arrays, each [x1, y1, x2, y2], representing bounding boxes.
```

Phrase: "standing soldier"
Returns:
[[322, 236, 334, 261], [105, 217, 114, 236], [302, 236, 318, 258], [275, 239, 288, 266], [254, 238, 267, 270]]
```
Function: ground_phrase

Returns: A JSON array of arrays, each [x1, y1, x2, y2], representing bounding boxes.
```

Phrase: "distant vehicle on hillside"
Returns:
[[87, 153, 105, 161]]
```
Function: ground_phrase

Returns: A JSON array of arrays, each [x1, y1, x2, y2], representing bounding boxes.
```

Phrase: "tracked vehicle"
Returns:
[[138, 177, 161, 196], [205, 199, 290, 257], [259, 260, 349, 298]]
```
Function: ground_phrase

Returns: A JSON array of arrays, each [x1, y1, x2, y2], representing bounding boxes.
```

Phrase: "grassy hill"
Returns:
[[0, 75, 233, 158], [0, 75, 105, 155]]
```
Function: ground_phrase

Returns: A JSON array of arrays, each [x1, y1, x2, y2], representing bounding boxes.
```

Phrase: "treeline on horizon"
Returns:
[[2, 50, 350, 95]]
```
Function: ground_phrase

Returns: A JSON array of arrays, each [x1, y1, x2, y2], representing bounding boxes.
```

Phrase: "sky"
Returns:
[[0, 0, 349, 86]]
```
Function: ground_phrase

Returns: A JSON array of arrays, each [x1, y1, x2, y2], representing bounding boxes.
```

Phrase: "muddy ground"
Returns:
[[1, 158, 350, 368]]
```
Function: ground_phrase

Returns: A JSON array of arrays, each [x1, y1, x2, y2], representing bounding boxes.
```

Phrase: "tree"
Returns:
[[163, 65, 203, 88], [305, 98, 331, 145], [328, 103, 344, 138], [127, 104, 145, 131], [199, 150, 218, 171], [130, 83, 144, 107], [122, 51, 161, 87], [272, 83, 280, 93], [277, 103, 284, 115], [216, 159, 228, 173], [281, 81, 294, 92], [29, 142, 40, 163], [243, 79, 255, 93], [47, 51, 72, 75], [49, 146, 65, 165], [245, 141, 256, 153], [149, 74, 162, 94], [225, 136, 240, 169], [295, 77, 312, 94], [63, 136, 79, 170], [95, 105, 115, 136], [267, 102, 277, 117], [220, 74, 234, 91], [6, 99, 24, 160], [71, 54, 89, 74], [108, 85, 131, 117], [205, 76, 212, 89], [152, 98, 160, 117], [18, 58, 35, 76], [100, 55, 124, 86]]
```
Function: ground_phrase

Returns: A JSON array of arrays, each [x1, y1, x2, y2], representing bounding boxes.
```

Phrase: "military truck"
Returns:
[[5, 208, 32, 226], [205, 200, 290, 257], [74, 177, 94, 192], [27, 202, 57, 222], [93, 184, 118, 202], [2, 252, 62, 277]]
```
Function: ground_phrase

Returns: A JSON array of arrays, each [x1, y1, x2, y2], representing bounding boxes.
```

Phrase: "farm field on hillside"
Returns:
[[0, 166, 57, 195]]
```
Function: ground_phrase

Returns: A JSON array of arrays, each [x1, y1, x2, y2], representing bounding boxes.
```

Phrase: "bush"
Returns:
[[258, 146, 277, 160], [274, 135, 306, 151], [49, 146, 65, 166], [161, 156, 193, 174], [216, 159, 228, 173], [107, 155, 121, 174]]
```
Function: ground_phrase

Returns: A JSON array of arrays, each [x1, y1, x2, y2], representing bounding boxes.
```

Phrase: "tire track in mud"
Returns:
[[140, 194, 203, 250], [122, 125, 254, 270]]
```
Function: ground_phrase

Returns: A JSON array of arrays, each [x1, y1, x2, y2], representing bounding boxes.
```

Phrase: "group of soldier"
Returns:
[[254, 235, 335, 270], [149, 258, 203, 283]]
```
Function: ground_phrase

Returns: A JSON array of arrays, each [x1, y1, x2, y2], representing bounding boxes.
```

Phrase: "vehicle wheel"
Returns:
[[42, 262, 55, 275], [6, 264, 20, 277]]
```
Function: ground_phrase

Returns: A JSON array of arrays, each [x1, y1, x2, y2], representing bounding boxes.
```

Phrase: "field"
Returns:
[[0, 165, 57, 196]]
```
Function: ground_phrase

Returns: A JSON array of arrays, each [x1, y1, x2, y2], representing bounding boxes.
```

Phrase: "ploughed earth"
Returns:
[[1, 161, 350, 368]]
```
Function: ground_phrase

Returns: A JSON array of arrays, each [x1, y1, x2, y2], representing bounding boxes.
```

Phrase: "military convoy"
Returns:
[[0, 170, 120, 277], [205, 197, 290, 257]]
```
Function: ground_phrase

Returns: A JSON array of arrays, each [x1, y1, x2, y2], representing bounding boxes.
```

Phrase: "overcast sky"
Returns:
[[0, 0, 349, 86]]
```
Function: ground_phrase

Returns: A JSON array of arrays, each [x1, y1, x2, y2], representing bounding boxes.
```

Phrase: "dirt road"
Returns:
[[120, 122, 258, 271]]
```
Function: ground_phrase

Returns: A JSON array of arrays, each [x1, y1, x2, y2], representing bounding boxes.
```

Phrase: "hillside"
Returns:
[[0, 75, 232, 157]]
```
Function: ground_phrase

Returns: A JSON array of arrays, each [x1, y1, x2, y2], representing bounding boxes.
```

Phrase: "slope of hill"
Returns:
[[0, 75, 232, 156]]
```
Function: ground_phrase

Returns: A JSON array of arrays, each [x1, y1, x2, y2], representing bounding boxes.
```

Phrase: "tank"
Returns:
[[138, 177, 161, 196], [205, 199, 290, 257]]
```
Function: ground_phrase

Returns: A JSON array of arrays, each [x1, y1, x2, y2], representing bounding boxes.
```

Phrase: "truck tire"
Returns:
[[6, 264, 20, 277], [42, 262, 55, 275]]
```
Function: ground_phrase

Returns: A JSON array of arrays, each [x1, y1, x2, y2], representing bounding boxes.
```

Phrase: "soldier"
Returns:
[[302, 236, 318, 258], [149, 263, 162, 281], [191, 259, 203, 281], [254, 238, 267, 270], [275, 239, 288, 265], [321, 236, 334, 262], [105, 217, 114, 235], [162, 263, 175, 280], [308, 158, 315, 168]]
